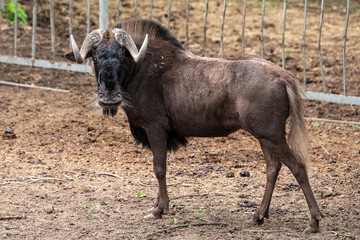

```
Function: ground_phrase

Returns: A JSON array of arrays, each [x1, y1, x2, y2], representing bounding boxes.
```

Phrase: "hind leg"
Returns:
[[253, 138, 282, 225], [258, 137, 322, 232], [280, 145, 323, 233]]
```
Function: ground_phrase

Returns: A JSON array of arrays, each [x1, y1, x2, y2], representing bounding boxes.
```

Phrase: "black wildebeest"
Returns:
[[66, 19, 323, 233]]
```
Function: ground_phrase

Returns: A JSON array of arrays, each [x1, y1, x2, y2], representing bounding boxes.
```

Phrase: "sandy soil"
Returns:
[[0, 0, 359, 239]]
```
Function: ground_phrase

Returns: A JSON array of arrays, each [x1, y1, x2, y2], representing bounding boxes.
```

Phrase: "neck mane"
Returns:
[[113, 19, 184, 50]]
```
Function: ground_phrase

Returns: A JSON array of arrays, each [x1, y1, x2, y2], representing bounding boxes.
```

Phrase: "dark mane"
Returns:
[[113, 19, 184, 50]]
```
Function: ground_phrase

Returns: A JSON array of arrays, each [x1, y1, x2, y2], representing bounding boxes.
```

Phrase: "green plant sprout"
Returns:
[[137, 192, 147, 198], [79, 203, 88, 209], [195, 208, 206, 219], [2, 0, 28, 25]]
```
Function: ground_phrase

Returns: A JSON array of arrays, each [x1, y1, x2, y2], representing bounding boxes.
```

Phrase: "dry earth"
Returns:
[[0, 0, 359, 239]]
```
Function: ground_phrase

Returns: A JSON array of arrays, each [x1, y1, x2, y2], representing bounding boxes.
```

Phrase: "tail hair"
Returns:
[[286, 81, 311, 172]]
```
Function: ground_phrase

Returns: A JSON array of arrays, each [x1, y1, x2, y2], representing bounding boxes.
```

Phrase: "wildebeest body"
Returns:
[[66, 19, 323, 233]]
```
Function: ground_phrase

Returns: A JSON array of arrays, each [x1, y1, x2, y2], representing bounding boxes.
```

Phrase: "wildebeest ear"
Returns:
[[65, 52, 76, 62], [65, 50, 93, 62]]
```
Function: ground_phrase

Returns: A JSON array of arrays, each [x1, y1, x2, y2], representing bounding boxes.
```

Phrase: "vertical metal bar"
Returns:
[[14, 0, 18, 57], [302, 0, 307, 91], [69, 0, 72, 51], [242, 0, 247, 56], [186, 0, 190, 50], [150, 0, 153, 20], [134, 0, 138, 18], [167, 0, 172, 29], [87, 0, 90, 34], [32, 0, 37, 60], [204, 0, 209, 57], [116, 0, 120, 23], [99, 0, 108, 29], [50, 0, 55, 60], [85, 0, 90, 65], [318, 0, 326, 92], [343, 0, 350, 96], [221, 0, 227, 58], [282, 0, 287, 68], [260, 0, 265, 58]]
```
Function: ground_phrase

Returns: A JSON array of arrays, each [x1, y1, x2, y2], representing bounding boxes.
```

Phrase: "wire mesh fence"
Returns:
[[0, 0, 359, 105]]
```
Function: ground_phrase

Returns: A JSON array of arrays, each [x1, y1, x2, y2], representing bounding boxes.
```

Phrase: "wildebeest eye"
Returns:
[[93, 57, 97, 64]]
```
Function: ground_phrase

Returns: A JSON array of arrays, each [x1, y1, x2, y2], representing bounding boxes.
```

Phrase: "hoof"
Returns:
[[144, 213, 157, 220], [147, 207, 155, 212], [304, 226, 319, 234], [144, 207, 163, 220], [253, 214, 264, 225]]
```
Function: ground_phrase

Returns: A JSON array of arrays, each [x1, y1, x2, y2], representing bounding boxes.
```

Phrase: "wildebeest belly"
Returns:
[[166, 93, 241, 137]]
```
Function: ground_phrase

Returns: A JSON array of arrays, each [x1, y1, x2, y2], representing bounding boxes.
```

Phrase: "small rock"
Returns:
[[310, 173, 318, 178], [270, 208, 284, 214], [44, 205, 54, 214], [217, 166, 225, 171], [87, 126, 95, 132], [239, 171, 250, 177], [226, 171, 235, 178], [282, 183, 299, 191], [5, 126, 13, 134], [233, 164, 244, 168], [3, 126, 16, 139], [321, 188, 334, 198], [239, 200, 255, 207], [29, 158, 43, 164]]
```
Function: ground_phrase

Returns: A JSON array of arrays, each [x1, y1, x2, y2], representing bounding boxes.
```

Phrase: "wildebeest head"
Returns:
[[65, 29, 148, 116]]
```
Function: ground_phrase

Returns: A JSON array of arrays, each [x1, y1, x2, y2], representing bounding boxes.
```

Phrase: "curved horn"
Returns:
[[70, 29, 105, 64], [112, 28, 148, 63]]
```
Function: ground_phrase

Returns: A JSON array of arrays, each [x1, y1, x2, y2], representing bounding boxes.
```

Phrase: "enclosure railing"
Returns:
[[0, 0, 359, 106], [0, 0, 92, 73]]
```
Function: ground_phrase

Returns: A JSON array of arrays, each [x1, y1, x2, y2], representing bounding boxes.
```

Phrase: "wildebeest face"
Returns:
[[93, 42, 128, 116], [65, 28, 148, 116]]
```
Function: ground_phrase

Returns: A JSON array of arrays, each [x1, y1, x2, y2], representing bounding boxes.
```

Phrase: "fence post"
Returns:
[[343, 0, 350, 96], [14, 0, 18, 57], [99, 0, 108, 29], [302, 0, 307, 91], [220, 0, 227, 58], [260, 0, 265, 58], [0, 0, 4, 52], [204, 0, 209, 57], [242, 0, 247, 56]]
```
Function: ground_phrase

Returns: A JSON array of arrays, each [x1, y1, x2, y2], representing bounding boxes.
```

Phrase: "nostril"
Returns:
[[98, 93, 104, 98]]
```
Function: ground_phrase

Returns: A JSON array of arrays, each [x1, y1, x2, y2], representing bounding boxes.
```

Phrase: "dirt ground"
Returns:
[[1, 0, 359, 239]]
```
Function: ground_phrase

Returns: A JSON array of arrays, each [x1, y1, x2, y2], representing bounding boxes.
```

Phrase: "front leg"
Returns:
[[143, 126, 169, 219]]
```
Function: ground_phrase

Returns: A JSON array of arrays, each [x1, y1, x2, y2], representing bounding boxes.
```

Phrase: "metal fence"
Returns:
[[0, 0, 359, 105]]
